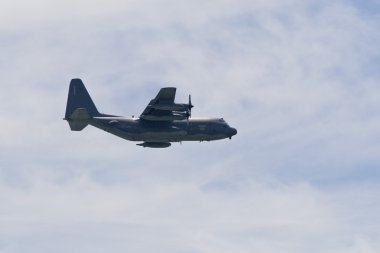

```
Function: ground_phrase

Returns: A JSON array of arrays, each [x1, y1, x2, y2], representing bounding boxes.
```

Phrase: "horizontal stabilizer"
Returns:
[[66, 108, 90, 131], [67, 121, 88, 131], [69, 108, 91, 120]]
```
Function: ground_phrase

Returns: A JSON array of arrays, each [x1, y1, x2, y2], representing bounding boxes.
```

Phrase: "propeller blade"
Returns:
[[188, 94, 193, 118], [189, 94, 194, 109]]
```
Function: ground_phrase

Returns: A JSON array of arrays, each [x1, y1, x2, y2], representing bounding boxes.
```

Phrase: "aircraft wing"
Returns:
[[140, 87, 179, 121]]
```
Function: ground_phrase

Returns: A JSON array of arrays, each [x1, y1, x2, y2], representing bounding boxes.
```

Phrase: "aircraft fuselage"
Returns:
[[64, 79, 237, 148], [90, 116, 237, 143]]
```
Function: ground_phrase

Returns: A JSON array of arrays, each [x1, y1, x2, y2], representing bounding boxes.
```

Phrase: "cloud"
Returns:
[[1, 173, 379, 252], [0, 0, 380, 252]]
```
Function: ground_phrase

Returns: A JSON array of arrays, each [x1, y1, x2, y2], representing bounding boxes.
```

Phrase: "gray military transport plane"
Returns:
[[64, 79, 237, 148]]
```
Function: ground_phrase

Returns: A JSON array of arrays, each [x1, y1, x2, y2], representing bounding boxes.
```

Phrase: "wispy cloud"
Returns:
[[0, 0, 379, 252]]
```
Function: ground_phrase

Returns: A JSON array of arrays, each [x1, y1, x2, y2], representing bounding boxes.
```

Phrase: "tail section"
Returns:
[[64, 79, 100, 131], [66, 108, 91, 131]]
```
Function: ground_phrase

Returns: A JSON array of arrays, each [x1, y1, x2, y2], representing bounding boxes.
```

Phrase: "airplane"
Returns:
[[64, 79, 237, 148]]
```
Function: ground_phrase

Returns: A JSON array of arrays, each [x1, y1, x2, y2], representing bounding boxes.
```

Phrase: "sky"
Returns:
[[0, 0, 380, 252]]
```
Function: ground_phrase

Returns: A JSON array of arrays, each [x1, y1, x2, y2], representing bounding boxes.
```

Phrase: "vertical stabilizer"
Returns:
[[65, 79, 100, 119], [64, 79, 100, 131]]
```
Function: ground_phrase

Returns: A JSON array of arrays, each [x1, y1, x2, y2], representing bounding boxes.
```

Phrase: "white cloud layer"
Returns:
[[0, 0, 380, 252]]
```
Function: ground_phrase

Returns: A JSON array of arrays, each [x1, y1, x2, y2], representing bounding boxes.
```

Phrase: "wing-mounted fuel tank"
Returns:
[[136, 142, 171, 148]]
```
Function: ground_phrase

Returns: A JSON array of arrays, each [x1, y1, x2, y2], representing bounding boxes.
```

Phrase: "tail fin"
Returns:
[[64, 79, 100, 131]]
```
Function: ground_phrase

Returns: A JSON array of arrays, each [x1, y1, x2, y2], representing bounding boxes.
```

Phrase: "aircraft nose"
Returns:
[[228, 127, 237, 138]]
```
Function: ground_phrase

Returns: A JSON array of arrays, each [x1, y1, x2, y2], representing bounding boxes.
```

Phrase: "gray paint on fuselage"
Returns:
[[89, 117, 237, 143], [64, 79, 237, 147]]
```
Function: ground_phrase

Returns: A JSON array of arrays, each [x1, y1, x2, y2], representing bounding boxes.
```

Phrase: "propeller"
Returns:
[[186, 94, 194, 125], [187, 94, 194, 117]]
